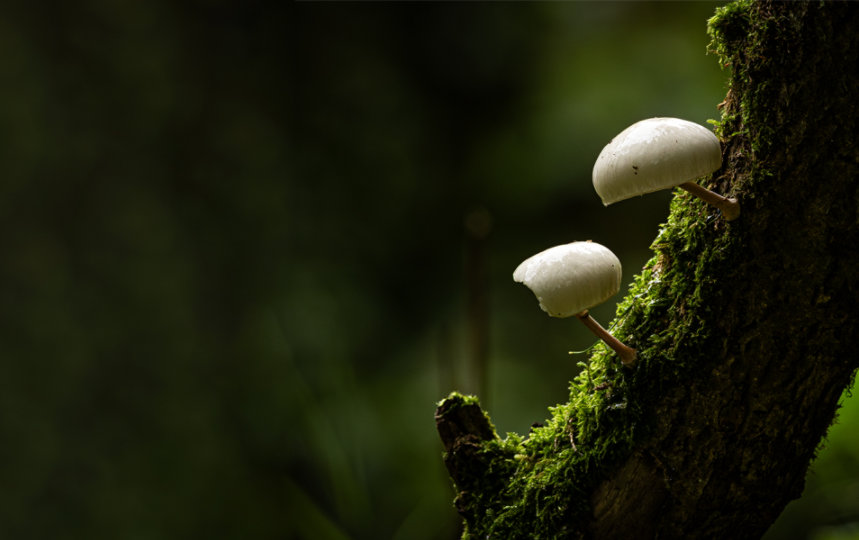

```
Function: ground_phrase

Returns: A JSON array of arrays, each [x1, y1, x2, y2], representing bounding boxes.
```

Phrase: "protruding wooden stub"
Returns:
[[435, 394, 498, 504], [435, 394, 495, 452]]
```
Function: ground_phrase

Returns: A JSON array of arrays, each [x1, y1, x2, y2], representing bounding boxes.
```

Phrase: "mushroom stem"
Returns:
[[679, 182, 740, 221], [575, 310, 637, 367]]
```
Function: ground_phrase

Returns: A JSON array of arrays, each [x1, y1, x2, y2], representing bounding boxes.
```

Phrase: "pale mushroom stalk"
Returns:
[[679, 182, 740, 221], [575, 310, 637, 367]]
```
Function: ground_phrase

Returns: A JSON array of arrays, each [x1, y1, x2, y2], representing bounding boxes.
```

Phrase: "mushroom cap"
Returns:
[[513, 241, 622, 318], [592, 117, 722, 205]]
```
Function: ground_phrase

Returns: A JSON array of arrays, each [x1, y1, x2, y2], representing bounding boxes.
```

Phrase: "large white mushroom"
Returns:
[[513, 241, 637, 367], [592, 117, 740, 220]]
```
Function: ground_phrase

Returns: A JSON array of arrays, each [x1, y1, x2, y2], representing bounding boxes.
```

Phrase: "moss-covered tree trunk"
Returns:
[[435, 1, 859, 538]]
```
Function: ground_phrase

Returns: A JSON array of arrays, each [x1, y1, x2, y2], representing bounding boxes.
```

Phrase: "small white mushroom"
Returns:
[[592, 117, 740, 220], [513, 241, 637, 367]]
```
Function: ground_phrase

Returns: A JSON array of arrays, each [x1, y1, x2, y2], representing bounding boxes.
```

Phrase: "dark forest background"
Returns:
[[0, 2, 856, 538]]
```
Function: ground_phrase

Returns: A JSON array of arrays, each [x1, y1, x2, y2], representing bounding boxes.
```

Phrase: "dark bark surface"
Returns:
[[436, 1, 859, 538]]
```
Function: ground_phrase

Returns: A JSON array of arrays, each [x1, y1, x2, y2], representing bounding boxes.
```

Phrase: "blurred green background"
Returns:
[[1, 1, 856, 538]]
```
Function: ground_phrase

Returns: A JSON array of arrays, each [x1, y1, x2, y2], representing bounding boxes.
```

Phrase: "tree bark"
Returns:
[[436, 1, 859, 538]]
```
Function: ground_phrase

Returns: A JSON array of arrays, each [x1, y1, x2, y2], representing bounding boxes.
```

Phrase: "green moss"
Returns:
[[448, 162, 747, 530], [437, 390, 482, 409], [706, 0, 752, 67], [447, 186, 746, 537]]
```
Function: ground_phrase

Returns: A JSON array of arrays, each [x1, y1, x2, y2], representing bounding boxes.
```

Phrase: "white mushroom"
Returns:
[[592, 117, 740, 220], [514, 241, 637, 367]]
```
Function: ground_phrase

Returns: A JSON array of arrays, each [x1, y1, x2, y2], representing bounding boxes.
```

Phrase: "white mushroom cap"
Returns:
[[592, 117, 722, 205], [513, 241, 621, 318]]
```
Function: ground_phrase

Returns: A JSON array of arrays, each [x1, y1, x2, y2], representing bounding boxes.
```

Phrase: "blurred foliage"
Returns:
[[0, 1, 854, 538]]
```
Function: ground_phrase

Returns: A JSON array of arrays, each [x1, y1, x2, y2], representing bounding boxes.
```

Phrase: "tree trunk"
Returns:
[[435, 1, 859, 538]]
